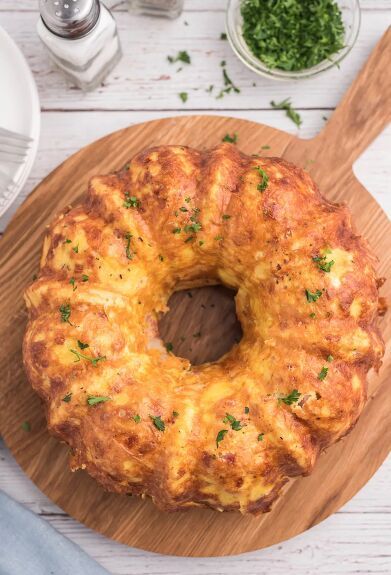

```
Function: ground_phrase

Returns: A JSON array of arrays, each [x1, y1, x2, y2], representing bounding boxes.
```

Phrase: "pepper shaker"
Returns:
[[128, 0, 184, 19], [37, 0, 122, 91]]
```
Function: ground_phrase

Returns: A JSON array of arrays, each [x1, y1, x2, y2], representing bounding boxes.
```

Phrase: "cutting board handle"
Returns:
[[311, 27, 391, 168]]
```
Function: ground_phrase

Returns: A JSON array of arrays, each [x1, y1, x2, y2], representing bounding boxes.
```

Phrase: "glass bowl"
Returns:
[[226, 0, 361, 80]]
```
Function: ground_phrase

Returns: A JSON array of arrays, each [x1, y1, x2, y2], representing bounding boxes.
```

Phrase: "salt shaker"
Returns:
[[128, 0, 184, 19], [37, 0, 122, 91]]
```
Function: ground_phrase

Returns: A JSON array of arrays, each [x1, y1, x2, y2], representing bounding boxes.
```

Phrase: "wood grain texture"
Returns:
[[0, 30, 390, 557]]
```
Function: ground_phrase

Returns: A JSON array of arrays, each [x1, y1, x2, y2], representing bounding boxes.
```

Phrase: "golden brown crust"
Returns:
[[23, 144, 385, 514]]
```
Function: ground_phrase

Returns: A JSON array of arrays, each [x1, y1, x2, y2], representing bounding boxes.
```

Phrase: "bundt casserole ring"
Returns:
[[23, 143, 384, 514]]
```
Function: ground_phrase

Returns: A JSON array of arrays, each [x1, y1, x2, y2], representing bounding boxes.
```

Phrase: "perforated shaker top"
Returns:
[[39, 0, 101, 39]]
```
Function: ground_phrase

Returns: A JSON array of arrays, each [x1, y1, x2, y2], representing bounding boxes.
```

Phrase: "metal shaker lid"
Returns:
[[39, 0, 101, 39]]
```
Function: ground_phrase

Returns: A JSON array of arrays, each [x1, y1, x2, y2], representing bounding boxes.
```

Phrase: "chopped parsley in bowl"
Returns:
[[226, 0, 361, 80]]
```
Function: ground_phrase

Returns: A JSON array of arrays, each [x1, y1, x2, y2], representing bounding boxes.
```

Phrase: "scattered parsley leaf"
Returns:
[[216, 429, 228, 448], [81, 274, 89, 282], [327, 354, 334, 362], [244, 406, 250, 414], [173, 227, 181, 234], [222, 214, 231, 220], [179, 92, 188, 103], [123, 192, 140, 209], [62, 393, 72, 403], [150, 415, 165, 431], [220, 32, 227, 40], [318, 366, 329, 380], [278, 389, 301, 405], [309, 312, 316, 318], [223, 413, 244, 431], [64, 239, 72, 244], [261, 145, 271, 150], [133, 414, 141, 423], [165, 342, 174, 352], [257, 433, 264, 441], [87, 396, 110, 406], [69, 277, 77, 291], [21, 421, 31, 432], [77, 340, 89, 350], [59, 303, 72, 324], [72, 244, 79, 254], [173, 411, 179, 418], [222, 132, 238, 144], [167, 50, 191, 64], [312, 255, 335, 273], [158, 254, 164, 261], [254, 166, 269, 191], [305, 289, 323, 303], [271, 98, 302, 127], [70, 349, 106, 367]]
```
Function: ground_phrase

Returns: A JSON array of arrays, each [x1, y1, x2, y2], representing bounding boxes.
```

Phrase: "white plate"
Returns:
[[0, 25, 40, 219]]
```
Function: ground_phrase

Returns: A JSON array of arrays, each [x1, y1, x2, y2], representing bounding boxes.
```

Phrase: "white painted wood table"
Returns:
[[0, 1, 390, 573]]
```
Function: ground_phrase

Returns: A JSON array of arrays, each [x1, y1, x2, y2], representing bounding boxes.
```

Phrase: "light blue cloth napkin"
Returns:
[[0, 490, 111, 575]]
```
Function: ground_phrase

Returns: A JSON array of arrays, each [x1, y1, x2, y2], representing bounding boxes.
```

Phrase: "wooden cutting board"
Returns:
[[0, 30, 390, 558]]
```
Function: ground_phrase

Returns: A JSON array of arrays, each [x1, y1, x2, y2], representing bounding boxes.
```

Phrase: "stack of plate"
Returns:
[[0, 26, 40, 223]]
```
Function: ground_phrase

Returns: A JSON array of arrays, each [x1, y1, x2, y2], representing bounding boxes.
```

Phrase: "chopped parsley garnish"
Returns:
[[217, 64, 240, 99], [199, 240, 204, 246], [241, 0, 344, 72], [173, 411, 179, 418], [173, 227, 181, 234], [222, 132, 238, 144], [158, 254, 164, 261], [271, 98, 302, 128], [77, 340, 89, 350], [123, 192, 140, 209], [150, 415, 165, 431], [206, 84, 214, 93], [257, 433, 264, 441], [69, 277, 77, 291], [64, 239, 72, 244], [179, 92, 188, 103], [305, 289, 322, 303], [184, 222, 202, 234], [244, 406, 250, 414], [215, 235, 223, 241], [87, 396, 110, 406], [62, 393, 72, 403], [124, 232, 133, 260], [72, 244, 79, 254], [278, 389, 301, 405], [318, 366, 329, 380], [261, 145, 271, 150], [216, 429, 228, 448], [222, 214, 231, 220], [312, 254, 335, 273], [81, 274, 89, 282], [21, 421, 31, 432], [133, 414, 141, 423], [254, 166, 269, 191], [220, 32, 227, 40], [309, 312, 316, 318], [59, 303, 72, 324], [167, 50, 191, 64], [185, 196, 191, 203], [70, 349, 106, 367], [327, 354, 334, 362], [179, 206, 188, 212], [223, 413, 244, 431], [165, 342, 174, 352]]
